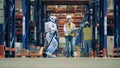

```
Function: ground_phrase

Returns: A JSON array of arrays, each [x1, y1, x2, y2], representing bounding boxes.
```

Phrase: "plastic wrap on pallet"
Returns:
[[30, 46, 40, 53], [0, 0, 4, 24], [0, 0, 4, 9], [15, 42, 22, 54]]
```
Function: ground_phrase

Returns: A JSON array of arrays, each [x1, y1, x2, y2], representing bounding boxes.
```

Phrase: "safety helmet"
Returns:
[[85, 21, 89, 27], [66, 15, 72, 19], [50, 16, 57, 23], [85, 21, 89, 25]]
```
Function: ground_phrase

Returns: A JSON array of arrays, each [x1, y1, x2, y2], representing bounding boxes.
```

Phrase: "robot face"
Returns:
[[50, 16, 57, 23]]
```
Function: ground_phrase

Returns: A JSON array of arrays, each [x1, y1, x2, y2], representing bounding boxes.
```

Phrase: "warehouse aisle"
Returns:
[[0, 58, 120, 68]]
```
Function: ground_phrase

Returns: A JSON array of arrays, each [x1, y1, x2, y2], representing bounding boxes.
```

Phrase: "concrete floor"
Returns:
[[0, 58, 120, 68]]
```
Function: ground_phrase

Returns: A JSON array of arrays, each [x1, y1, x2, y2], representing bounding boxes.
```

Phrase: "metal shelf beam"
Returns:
[[42, 0, 89, 5]]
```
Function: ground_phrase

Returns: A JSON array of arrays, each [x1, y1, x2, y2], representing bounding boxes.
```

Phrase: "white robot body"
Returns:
[[45, 16, 58, 57]]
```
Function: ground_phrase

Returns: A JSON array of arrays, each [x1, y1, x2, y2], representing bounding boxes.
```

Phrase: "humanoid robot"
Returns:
[[45, 16, 58, 57]]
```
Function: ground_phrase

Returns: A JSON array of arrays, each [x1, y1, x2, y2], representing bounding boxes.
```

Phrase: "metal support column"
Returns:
[[5, 0, 11, 57], [4, 0, 16, 57], [22, 0, 31, 50], [117, 0, 120, 48], [34, 0, 40, 46], [99, 0, 103, 51], [26, 0, 30, 50], [41, 3, 45, 46], [22, 0, 26, 49], [11, 0, 16, 57], [102, 0, 107, 57], [114, 0, 118, 49], [92, 0, 97, 57], [99, 0, 107, 57]]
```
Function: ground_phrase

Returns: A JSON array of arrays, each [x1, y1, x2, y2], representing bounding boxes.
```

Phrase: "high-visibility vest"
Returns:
[[64, 23, 75, 36], [83, 27, 92, 40]]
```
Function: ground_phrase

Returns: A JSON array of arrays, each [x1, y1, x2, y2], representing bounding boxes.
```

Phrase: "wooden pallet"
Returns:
[[112, 48, 120, 57], [15, 53, 42, 57], [5, 47, 16, 52], [15, 47, 44, 58], [5, 47, 16, 57]]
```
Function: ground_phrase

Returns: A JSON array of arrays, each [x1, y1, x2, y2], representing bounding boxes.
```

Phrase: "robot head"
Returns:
[[50, 16, 57, 23]]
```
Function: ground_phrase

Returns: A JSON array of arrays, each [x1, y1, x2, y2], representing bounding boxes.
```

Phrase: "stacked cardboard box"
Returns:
[[0, 45, 4, 58]]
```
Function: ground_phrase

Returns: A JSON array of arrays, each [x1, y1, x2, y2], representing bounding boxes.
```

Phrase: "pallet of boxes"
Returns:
[[15, 44, 44, 58]]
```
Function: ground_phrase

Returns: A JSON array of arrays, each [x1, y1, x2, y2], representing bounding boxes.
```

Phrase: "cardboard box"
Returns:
[[0, 45, 4, 58]]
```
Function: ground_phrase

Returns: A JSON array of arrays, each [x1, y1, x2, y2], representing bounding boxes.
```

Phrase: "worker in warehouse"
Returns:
[[83, 21, 92, 57], [63, 15, 75, 57], [45, 16, 59, 58]]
